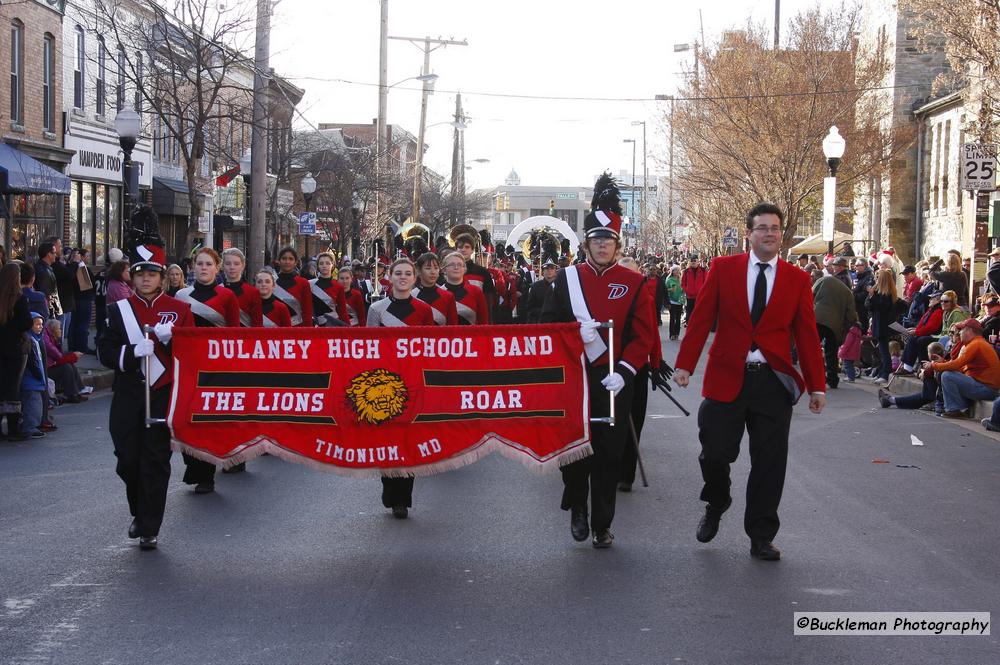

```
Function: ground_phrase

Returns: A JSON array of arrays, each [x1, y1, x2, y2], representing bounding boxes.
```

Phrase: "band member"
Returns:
[[413, 252, 459, 326], [174, 248, 241, 493], [338, 267, 367, 327], [454, 233, 495, 322], [222, 248, 263, 327], [310, 252, 350, 326], [351, 262, 374, 303], [275, 246, 314, 327], [522, 258, 558, 324], [441, 251, 489, 326], [367, 257, 435, 518], [540, 173, 656, 548], [617, 256, 665, 492], [255, 268, 293, 327], [98, 237, 194, 550], [673, 203, 825, 561]]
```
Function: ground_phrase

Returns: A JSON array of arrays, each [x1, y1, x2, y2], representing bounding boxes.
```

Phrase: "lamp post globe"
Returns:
[[821, 125, 846, 255]]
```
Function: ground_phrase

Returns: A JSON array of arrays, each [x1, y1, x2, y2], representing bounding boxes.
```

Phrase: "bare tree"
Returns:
[[667, 3, 906, 249], [90, 0, 257, 243]]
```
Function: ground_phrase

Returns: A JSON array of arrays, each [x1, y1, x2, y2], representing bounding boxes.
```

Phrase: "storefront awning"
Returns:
[[152, 177, 191, 217], [0, 143, 71, 195]]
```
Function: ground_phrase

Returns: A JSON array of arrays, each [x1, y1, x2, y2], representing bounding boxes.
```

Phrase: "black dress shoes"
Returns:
[[592, 529, 614, 549], [750, 539, 781, 561], [128, 518, 139, 539], [391, 505, 408, 519], [139, 536, 158, 551], [222, 462, 246, 474], [696, 499, 731, 543], [570, 506, 589, 542], [194, 482, 215, 494]]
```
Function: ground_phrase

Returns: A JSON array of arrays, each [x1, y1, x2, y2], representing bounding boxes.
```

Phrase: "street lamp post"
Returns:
[[300, 172, 317, 261], [631, 120, 647, 241], [623, 138, 636, 249], [822, 125, 846, 256], [114, 108, 141, 232], [239, 150, 252, 256]]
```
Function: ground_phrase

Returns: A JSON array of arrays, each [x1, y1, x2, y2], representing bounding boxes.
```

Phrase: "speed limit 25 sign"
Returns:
[[962, 143, 998, 191]]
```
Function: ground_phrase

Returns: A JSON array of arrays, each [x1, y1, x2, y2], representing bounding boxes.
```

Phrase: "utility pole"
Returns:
[[248, 0, 270, 273], [374, 0, 388, 257], [451, 92, 465, 223], [388, 35, 467, 226], [774, 0, 780, 49]]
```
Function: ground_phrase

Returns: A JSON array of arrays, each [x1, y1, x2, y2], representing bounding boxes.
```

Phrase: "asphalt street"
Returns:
[[2, 335, 998, 664]]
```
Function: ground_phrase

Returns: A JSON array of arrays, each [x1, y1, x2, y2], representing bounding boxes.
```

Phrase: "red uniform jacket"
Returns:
[[643, 276, 663, 367], [445, 281, 489, 326], [681, 266, 708, 298], [309, 277, 350, 326], [275, 271, 314, 327], [175, 282, 241, 328], [344, 287, 367, 327], [261, 295, 292, 327], [674, 253, 825, 403], [464, 262, 496, 318], [366, 295, 435, 327], [100, 291, 195, 390], [540, 261, 656, 377], [413, 284, 459, 326], [225, 280, 264, 327]]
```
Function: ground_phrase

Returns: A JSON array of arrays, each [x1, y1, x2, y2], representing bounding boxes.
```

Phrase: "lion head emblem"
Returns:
[[346, 369, 408, 425]]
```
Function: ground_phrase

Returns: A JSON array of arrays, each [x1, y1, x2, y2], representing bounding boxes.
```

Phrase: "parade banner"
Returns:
[[168, 324, 591, 476]]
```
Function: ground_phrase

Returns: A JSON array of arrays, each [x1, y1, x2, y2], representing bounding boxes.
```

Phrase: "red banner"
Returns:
[[168, 324, 591, 476]]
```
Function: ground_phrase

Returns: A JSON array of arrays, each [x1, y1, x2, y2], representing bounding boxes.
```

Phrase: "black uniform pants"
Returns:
[[696, 365, 792, 542], [684, 298, 696, 324], [561, 367, 634, 532], [381, 477, 414, 508], [182, 453, 217, 485], [816, 324, 840, 388], [620, 366, 649, 485], [109, 385, 172, 537]]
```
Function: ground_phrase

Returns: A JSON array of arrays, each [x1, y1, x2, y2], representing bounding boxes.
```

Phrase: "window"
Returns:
[[74, 26, 85, 109], [942, 120, 951, 209], [96, 37, 106, 115], [43, 34, 55, 131], [152, 111, 161, 158], [134, 52, 143, 112], [10, 21, 23, 124], [116, 47, 126, 110]]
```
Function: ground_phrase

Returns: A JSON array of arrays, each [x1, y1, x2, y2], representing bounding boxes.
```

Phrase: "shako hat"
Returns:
[[127, 205, 167, 273], [583, 172, 623, 240]]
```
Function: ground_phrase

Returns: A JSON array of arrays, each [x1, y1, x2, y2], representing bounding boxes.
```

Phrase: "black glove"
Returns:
[[650, 360, 674, 393]]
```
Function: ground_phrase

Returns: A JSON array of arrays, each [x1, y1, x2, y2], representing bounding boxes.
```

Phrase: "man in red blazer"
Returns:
[[673, 203, 826, 561]]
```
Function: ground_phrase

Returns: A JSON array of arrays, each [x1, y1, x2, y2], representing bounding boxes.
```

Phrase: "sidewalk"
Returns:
[[76, 352, 114, 391]]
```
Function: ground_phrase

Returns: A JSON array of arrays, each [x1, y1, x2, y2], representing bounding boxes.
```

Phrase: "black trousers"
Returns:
[[621, 366, 649, 485], [816, 324, 840, 388], [109, 385, 172, 537], [182, 454, 216, 485], [684, 298, 697, 324], [381, 477, 414, 508], [669, 303, 683, 338], [696, 366, 792, 542], [561, 367, 634, 532]]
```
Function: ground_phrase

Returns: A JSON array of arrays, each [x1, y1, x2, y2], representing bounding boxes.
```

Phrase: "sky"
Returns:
[[269, 0, 831, 191]]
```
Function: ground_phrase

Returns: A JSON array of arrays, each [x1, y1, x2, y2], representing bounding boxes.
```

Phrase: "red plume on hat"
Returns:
[[583, 172, 623, 239]]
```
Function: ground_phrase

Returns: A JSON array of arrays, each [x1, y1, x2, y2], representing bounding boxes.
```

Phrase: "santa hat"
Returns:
[[583, 172, 623, 240]]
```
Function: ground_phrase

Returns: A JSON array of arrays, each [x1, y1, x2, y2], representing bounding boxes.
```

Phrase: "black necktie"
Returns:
[[750, 262, 768, 351]]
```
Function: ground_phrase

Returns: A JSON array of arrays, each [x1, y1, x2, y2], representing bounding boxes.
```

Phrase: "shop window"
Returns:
[[74, 26, 85, 109], [43, 34, 55, 131], [10, 20, 24, 124], [81, 182, 94, 257], [108, 187, 121, 259], [95, 185, 108, 262], [69, 181, 81, 249]]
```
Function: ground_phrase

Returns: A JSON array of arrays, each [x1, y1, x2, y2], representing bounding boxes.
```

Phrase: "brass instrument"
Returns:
[[448, 224, 480, 249]]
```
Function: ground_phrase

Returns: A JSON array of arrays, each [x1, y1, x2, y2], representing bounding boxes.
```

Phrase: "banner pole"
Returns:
[[607, 319, 615, 427], [142, 325, 167, 428]]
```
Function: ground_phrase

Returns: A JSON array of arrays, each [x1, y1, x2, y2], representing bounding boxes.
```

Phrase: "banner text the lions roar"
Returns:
[[168, 324, 591, 476]]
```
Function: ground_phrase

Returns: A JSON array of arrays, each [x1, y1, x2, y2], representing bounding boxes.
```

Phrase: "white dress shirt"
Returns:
[[746, 250, 778, 364]]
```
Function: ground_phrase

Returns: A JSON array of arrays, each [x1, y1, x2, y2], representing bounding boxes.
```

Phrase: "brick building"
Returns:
[[0, 0, 73, 261]]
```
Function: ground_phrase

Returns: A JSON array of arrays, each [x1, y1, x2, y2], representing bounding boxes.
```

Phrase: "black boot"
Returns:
[[570, 506, 589, 542]]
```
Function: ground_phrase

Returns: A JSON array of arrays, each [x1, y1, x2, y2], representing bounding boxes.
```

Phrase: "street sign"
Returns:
[[298, 211, 317, 235], [961, 143, 998, 191], [722, 227, 739, 248]]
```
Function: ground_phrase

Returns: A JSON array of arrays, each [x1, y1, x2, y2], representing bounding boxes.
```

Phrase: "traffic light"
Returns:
[[548, 199, 555, 215]]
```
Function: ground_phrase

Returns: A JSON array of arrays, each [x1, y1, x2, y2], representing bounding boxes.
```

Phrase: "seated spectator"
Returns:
[[42, 319, 87, 403], [18, 312, 48, 439], [889, 340, 902, 372], [927, 319, 1000, 418], [978, 293, 1000, 339], [879, 341, 948, 412], [898, 290, 944, 374], [901, 265, 922, 302], [941, 290, 970, 330]]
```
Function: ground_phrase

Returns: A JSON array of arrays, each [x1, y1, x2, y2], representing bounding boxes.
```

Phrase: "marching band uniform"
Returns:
[[444, 281, 489, 326], [367, 294, 435, 515], [98, 239, 194, 550], [309, 276, 350, 326], [175, 281, 241, 490], [413, 284, 459, 326], [225, 279, 264, 328], [620, 275, 665, 490], [523, 261, 558, 324], [463, 261, 495, 322], [275, 270, 314, 327], [343, 286, 367, 327], [541, 174, 656, 547], [261, 294, 293, 327]]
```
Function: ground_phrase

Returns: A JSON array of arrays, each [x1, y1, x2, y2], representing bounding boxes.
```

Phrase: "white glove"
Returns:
[[580, 319, 601, 344], [154, 321, 174, 345], [133, 338, 155, 358], [601, 371, 625, 396]]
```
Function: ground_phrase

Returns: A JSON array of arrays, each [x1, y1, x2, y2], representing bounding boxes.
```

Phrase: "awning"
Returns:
[[787, 231, 856, 256], [0, 143, 71, 195], [213, 214, 245, 230], [152, 177, 191, 217]]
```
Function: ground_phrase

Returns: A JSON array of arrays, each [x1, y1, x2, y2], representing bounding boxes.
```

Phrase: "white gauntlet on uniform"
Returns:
[[153, 321, 174, 345], [580, 319, 601, 344], [133, 338, 155, 358]]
